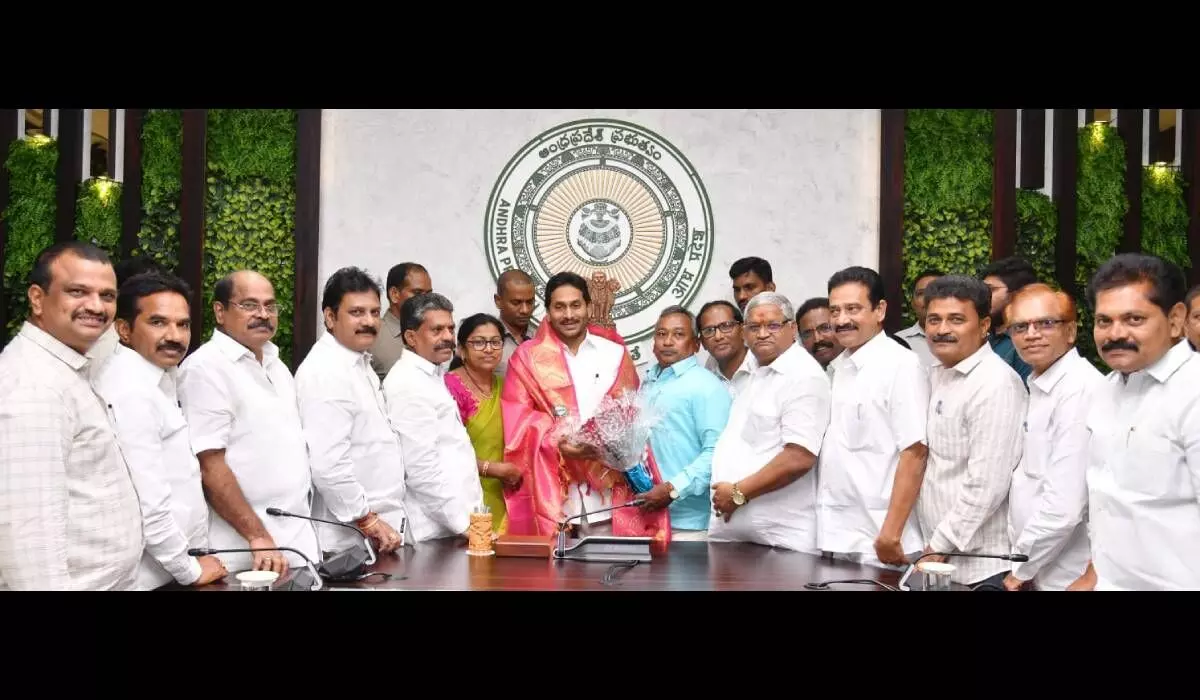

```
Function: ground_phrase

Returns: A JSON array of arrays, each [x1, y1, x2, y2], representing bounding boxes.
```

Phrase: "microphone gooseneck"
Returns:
[[555, 499, 647, 555], [266, 506, 377, 565], [189, 546, 324, 591]]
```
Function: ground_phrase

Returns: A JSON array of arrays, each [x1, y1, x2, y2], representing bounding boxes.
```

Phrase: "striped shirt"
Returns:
[[0, 323, 144, 590], [918, 342, 1027, 585]]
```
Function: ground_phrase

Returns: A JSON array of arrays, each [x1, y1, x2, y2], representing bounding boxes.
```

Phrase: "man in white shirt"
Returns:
[[94, 271, 228, 589], [1001, 284, 1100, 591], [370, 262, 433, 381], [1185, 284, 1200, 352], [296, 267, 406, 555], [818, 267, 929, 570], [796, 298, 843, 374], [180, 270, 319, 576], [383, 292, 484, 543], [86, 256, 164, 383], [0, 241, 143, 590], [1070, 254, 1200, 591], [894, 270, 941, 370], [698, 300, 758, 398], [918, 275, 1027, 589], [709, 292, 831, 554]]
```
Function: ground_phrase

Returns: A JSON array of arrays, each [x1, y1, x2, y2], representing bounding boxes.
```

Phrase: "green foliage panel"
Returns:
[[3, 136, 58, 339], [1141, 166, 1190, 271], [203, 176, 296, 367], [901, 205, 993, 327], [75, 177, 122, 258], [904, 109, 994, 214], [136, 109, 183, 272], [1075, 123, 1127, 368], [206, 110, 296, 182], [1015, 189, 1057, 287]]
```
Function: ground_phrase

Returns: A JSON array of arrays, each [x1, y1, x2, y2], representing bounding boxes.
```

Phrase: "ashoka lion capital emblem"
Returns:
[[484, 118, 714, 351]]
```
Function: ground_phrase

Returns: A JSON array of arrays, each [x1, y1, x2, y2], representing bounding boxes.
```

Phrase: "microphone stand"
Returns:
[[897, 552, 1030, 591], [266, 507, 378, 565], [554, 499, 653, 563], [188, 546, 324, 591]]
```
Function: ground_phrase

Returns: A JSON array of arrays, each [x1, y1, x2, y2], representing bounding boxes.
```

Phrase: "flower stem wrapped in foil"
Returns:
[[551, 391, 662, 493]]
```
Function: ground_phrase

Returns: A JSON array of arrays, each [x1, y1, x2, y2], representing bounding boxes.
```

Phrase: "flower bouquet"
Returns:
[[551, 390, 661, 493]]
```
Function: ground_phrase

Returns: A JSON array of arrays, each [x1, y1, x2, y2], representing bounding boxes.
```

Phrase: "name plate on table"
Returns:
[[554, 535, 653, 563]]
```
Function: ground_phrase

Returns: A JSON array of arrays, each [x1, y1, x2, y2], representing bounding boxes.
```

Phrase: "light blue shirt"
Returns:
[[642, 355, 733, 530]]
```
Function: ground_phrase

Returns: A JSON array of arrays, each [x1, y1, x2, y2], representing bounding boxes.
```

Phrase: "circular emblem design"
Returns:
[[484, 119, 714, 355]]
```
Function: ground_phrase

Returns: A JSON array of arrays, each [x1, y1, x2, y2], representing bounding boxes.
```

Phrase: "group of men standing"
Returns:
[[1, 240, 1197, 591]]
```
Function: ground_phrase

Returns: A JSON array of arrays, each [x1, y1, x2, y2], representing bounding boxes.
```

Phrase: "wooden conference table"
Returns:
[[160, 538, 932, 591]]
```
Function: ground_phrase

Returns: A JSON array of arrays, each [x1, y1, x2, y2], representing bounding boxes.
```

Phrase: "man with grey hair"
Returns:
[[708, 291, 832, 553], [383, 292, 484, 543]]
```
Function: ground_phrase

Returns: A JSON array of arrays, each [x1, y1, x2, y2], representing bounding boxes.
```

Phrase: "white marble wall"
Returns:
[[319, 109, 881, 365]]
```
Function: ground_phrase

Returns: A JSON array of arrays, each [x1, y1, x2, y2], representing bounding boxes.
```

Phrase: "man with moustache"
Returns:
[[1069, 254, 1200, 591], [86, 256, 164, 382], [1000, 284, 1100, 591], [638, 306, 733, 540], [709, 292, 831, 554], [981, 256, 1038, 383], [697, 300, 757, 397], [895, 270, 942, 370], [493, 269, 536, 377], [383, 292, 484, 543], [501, 272, 670, 544], [295, 267, 406, 556], [0, 242, 143, 590], [370, 262, 433, 380], [180, 271, 319, 577], [93, 271, 227, 589], [1185, 284, 1200, 351], [918, 275, 1027, 589], [796, 298, 842, 374], [729, 256, 776, 312], [818, 267, 929, 569]]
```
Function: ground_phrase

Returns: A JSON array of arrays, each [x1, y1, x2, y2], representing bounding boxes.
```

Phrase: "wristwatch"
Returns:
[[668, 485, 680, 501], [731, 483, 746, 506]]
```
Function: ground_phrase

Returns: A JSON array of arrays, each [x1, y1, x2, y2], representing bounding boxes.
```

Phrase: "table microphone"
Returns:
[[898, 551, 1030, 591], [556, 499, 646, 555], [266, 507, 377, 565], [187, 546, 323, 591]]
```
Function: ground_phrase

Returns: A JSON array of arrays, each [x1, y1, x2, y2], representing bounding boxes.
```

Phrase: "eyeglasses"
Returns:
[[1007, 318, 1067, 335], [798, 323, 833, 341], [231, 301, 281, 316], [744, 320, 792, 336], [699, 321, 740, 338], [465, 338, 504, 350]]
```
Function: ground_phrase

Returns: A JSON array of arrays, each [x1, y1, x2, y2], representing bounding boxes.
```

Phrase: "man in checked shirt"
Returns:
[[917, 275, 1027, 589]]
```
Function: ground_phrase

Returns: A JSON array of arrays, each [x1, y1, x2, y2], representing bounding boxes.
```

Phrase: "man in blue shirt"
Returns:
[[638, 305, 733, 540], [981, 256, 1037, 384]]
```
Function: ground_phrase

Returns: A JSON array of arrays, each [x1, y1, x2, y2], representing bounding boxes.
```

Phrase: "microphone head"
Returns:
[[266, 507, 284, 516], [187, 548, 213, 556], [1007, 553, 1030, 562]]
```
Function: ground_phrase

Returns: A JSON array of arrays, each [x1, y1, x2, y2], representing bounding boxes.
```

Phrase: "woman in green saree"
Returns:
[[445, 313, 522, 532]]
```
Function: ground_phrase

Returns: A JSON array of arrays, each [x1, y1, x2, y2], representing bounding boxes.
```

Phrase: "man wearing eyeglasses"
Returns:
[[179, 271, 320, 578], [796, 298, 843, 376], [709, 292, 831, 554], [1002, 284, 1101, 591], [697, 300, 757, 397]]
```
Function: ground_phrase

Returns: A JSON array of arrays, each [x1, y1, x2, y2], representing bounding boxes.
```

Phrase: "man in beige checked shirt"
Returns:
[[0, 242, 144, 590]]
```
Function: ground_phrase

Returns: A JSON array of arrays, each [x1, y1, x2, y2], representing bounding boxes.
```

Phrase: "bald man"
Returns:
[[179, 270, 320, 578], [493, 269, 536, 376]]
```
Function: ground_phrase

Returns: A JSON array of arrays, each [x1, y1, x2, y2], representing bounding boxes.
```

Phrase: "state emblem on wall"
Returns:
[[484, 119, 714, 364]]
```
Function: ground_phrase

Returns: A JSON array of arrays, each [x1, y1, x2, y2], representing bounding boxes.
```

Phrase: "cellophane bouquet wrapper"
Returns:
[[551, 391, 661, 493]]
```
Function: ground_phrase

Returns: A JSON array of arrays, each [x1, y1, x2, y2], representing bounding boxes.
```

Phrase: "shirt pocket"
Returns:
[[1116, 429, 1183, 499], [741, 406, 782, 452], [838, 399, 884, 453]]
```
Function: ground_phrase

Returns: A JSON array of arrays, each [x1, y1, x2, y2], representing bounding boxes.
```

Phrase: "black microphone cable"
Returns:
[[602, 560, 641, 586]]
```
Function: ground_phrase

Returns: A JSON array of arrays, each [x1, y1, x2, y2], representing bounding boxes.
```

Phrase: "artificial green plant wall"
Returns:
[[136, 109, 183, 272], [1141, 165, 1190, 272], [3, 136, 58, 340], [75, 177, 122, 258]]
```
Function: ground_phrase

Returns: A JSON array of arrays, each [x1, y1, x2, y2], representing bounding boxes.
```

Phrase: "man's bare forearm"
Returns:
[[737, 445, 815, 500], [197, 450, 269, 542], [881, 443, 928, 539]]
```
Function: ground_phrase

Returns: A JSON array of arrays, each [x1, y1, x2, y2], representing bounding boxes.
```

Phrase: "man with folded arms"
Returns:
[[1002, 284, 1100, 591], [94, 271, 228, 589], [818, 267, 929, 570], [296, 267, 406, 556], [1070, 254, 1200, 591], [180, 271, 319, 577], [918, 275, 1026, 589], [0, 242, 143, 590], [709, 292, 831, 553], [383, 292, 484, 543], [639, 306, 732, 540]]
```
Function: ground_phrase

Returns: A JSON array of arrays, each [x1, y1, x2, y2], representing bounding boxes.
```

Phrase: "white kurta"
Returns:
[[708, 343, 831, 553], [179, 330, 319, 572], [95, 345, 210, 589], [895, 321, 937, 371], [560, 332, 625, 525], [295, 333, 407, 553], [704, 349, 758, 399], [383, 348, 484, 543], [1086, 340, 1200, 590], [1007, 348, 1100, 590], [818, 331, 929, 557]]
